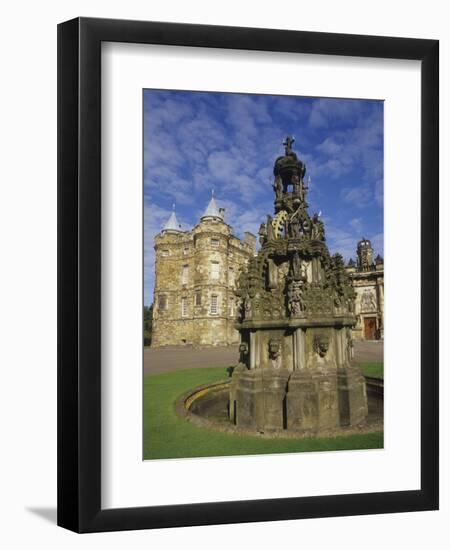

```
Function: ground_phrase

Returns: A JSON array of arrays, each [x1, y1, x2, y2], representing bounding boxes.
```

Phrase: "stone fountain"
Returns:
[[230, 137, 368, 433]]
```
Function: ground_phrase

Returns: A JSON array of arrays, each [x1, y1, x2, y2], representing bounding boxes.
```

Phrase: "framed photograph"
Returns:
[[58, 17, 438, 532]]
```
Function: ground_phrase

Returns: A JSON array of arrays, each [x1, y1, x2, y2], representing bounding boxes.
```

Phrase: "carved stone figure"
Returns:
[[314, 333, 330, 358], [289, 216, 301, 238], [346, 293, 356, 313], [230, 137, 367, 432], [238, 342, 249, 368], [258, 222, 267, 246], [346, 328, 354, 361], [244, 293, 253, 319], [361, 289, 377, 311], [288, 280, 306, 317], [302, 219, 311, 236], [292, 171, 301, 196], [311, 213, 325, 241], [273, 175, 283, 200], [291, 251, 304, 281], [266, 215, 276, 241], [283, 135, 295, 156], [268, 338, 282, 369]]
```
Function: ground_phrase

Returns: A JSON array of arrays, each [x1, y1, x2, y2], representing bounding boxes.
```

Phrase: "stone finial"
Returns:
[[283, 135, 295, 155]]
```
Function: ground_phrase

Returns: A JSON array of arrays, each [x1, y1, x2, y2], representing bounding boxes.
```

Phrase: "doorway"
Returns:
[[364, 317, 377, 340]]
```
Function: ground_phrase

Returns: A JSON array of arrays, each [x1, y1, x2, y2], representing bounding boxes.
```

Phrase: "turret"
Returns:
[[161, 205, 182, 234], [201, 195, 223, 222], [356, 238, 374, 272]]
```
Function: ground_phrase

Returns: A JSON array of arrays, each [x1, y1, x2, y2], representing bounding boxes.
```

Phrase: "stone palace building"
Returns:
[[151, 205, 384, 347], [346, 238, 384, 341], [151, 198, 256, 347]]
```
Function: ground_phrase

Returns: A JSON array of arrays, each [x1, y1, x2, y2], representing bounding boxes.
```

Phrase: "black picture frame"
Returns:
[[57, 17, 439, 533]]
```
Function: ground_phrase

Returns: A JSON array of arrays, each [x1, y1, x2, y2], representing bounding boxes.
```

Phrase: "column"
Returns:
[[293, 328, 306, 370], [335, 328, 343, 366], [250, 331, 256, 369]]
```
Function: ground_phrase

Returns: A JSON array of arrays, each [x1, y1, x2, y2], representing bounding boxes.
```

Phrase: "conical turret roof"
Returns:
[[201, 196, 221, 219], [162, 209, 181, 232]]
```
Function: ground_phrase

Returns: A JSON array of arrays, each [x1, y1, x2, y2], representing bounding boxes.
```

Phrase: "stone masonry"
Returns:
[[346, 239, 384, 340], [151, 200, 256, 347], [229, 137, 368, 433]]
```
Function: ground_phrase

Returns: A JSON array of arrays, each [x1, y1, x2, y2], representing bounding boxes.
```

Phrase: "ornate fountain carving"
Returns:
[[230, 138, 368, 433]]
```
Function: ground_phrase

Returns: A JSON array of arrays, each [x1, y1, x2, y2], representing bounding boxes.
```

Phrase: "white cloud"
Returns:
[[143, 91, 383, 302], [374, 178, 384, 206], [326, 225, 358, 262], [207, 150, 239, 181], [370, 232, 384, 257], [316, 137, 343, 156], [308, 98, 366, 129], [341, 184, 372, 208], [349, 217, 363, 233]]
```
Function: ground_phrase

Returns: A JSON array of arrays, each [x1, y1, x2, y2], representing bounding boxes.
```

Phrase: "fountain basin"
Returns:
[[176, 377, 383, 439]]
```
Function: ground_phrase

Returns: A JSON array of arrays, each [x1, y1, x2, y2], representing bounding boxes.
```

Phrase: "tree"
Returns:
[[143, 304, 153, 347]]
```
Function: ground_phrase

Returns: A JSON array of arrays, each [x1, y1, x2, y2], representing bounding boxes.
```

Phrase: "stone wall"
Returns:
[[151, 217, 254, 347], [348, 269, 384, 340]]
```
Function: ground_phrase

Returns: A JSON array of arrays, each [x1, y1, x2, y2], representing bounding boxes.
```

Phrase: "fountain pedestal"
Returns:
[[230, 138, 368, 433]]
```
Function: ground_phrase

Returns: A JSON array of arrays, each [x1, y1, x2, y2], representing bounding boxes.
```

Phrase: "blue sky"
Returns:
[[144, 90, 384, 305]]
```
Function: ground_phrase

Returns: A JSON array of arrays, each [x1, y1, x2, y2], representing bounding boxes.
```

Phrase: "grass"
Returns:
[[143, 366, 383, 460], [359, 362, 383, 379]]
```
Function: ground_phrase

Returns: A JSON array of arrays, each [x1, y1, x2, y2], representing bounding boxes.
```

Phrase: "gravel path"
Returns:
[[144, 340, 383, 375]]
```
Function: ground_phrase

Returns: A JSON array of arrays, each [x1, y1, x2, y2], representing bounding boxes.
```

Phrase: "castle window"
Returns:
[[182, 265, 189, 285], [211, 238, 220, 248], [161, 249, 169, 257], [158, 295, 167, 310], [195, 291, 202, 306], [228, 267, 235, 287], [181, 297, 188, 317], [183, 247, 189, 255], [211, 261, 220, 280], [210, 295, 219, 315]]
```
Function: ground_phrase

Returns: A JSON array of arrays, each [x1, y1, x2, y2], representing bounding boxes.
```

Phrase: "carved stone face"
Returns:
[[268, 339, 281, 359], [239, 342, 248, 355], [315, 335, 329, 358]]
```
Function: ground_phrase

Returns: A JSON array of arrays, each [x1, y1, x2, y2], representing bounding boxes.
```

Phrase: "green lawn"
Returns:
[[359, 362, 383, 379], [143, 366, 383, 460]]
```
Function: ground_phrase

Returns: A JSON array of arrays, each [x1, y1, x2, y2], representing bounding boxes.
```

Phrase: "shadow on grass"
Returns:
[[143, 366, 383, 460]]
